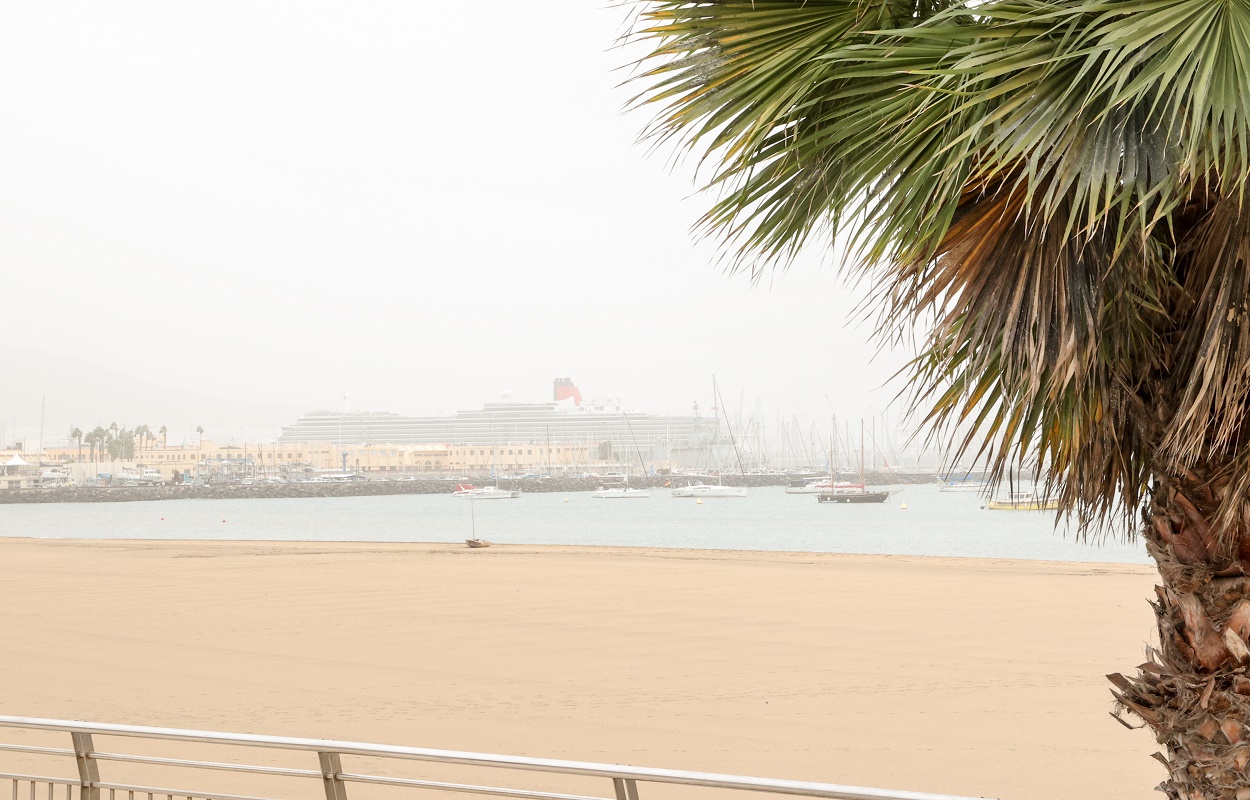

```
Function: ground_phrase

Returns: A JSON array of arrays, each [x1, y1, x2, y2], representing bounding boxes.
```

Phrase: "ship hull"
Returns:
[[817, 491, 891, 504]]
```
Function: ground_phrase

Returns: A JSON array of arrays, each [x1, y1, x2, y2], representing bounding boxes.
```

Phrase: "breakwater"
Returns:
[[0, 471, 950, 504]]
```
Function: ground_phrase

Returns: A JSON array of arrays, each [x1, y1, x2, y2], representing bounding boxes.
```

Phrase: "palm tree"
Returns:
[[159, 425, 168, 450], [86, 427, 106, 463], [134, 425, 151, 454], [630, 2, 1250, 793], [69, 427, 83, 463]]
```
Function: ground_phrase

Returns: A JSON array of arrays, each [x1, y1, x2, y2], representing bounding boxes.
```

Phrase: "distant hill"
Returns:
[[0, 345, 306, 447]]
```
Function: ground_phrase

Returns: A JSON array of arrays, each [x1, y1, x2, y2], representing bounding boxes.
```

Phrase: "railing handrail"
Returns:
[[0, 715, 991, 800]]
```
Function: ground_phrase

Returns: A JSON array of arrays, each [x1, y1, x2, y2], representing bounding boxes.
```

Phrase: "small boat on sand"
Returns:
[[465, 539, 491, 548]]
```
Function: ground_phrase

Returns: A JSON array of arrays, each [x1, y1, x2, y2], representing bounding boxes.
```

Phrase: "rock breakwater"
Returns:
[[0, 471, 942, 504]]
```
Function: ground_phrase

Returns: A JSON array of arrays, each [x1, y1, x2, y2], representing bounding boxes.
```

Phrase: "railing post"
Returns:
[[70, 733, 99, 800], [611, 778, 639, 800], [317, 752, 347, 800]]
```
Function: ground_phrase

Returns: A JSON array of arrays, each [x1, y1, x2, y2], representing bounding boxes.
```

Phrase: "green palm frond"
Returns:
[[630, 0, 1250, 535]]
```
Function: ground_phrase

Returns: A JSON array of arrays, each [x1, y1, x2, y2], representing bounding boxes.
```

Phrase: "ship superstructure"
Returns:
[[277, 379, 724, 467]]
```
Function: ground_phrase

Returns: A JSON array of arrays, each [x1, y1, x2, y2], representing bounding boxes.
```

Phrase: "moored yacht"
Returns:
[[591, 486, 652, 499], [671, 482, 747, 498], [937, 476, 988, 492], [817, 487, 892, 504], [817, 419, 897, 505], [452, 483, 521, 499], [786, 478, 864, 495], [985, 491, 1057, 510]]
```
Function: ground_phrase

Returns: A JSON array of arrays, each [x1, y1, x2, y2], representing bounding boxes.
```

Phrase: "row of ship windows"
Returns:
[[333, 449, 572, 458], [134, 453, 307, 461]]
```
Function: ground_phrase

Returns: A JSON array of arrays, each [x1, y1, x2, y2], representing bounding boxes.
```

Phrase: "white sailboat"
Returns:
[[591, 466, 651, 499], [453, 483, 521, 499], [671, 481, 747, 498], [937, 474, 988, 492], [593, 414, 653, 498], [591, 486, 652, 498], [673, 377, 749, 498], [453, 431, 521, 499], [787, 478, 864, 494]]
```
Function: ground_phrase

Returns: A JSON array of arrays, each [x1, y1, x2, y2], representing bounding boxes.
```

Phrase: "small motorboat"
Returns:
[[465, 538, 492, 548]]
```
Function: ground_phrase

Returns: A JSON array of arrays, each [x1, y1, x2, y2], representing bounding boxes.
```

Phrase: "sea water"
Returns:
[[0, 485, 1150, 564]]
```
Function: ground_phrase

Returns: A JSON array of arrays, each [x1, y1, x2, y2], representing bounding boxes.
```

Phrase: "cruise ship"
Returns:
[[277, 379, 725, 466]]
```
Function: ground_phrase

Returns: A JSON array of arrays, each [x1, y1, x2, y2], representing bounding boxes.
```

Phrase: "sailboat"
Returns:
[[670, 479, 747, 498], [453, 431, 520, 499], [592, 485, 651, 499], [937, 471, 988, 492], [453, 483, 520, 499], [462, 483, 494, 546], [673, 376, 749, 498], [985, 490, 1058, 510], [591, 465, 651, 499], [790, 429, 863, 494], [818, 420, 892, 504], [594, 414, 652, 498]]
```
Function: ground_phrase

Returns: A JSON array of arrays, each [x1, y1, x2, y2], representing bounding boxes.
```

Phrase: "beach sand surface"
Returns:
[[0, 539, 1159, 800]]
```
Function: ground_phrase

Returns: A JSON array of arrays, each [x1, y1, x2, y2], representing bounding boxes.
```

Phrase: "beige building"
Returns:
[[35, 438, 636, 482]]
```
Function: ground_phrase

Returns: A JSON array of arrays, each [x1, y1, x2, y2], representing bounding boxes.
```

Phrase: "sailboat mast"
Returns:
[[623, 412, 647, 475], [713, 376, 747, 476], [860, 418, 866, 484], [831, 415, 838, 481]]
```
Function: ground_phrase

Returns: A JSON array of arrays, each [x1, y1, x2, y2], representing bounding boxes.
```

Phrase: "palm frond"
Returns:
[[630, 0, 1250, 536]]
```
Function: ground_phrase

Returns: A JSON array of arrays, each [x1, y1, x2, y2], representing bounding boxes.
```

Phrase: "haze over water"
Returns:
[[0, 485, 1150, 564]]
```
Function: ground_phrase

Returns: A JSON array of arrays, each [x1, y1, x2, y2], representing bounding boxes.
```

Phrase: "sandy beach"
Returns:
[[0, 539, 1159, 799]]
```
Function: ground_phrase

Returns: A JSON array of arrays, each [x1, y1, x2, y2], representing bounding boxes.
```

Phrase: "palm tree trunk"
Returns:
[[1113, 468, 1250, 798]]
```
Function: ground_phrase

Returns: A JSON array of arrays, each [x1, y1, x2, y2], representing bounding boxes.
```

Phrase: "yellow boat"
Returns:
[[985, 491, 1058, 511]]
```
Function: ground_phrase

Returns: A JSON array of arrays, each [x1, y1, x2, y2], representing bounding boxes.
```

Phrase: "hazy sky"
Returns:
[[0, 2, 908, 426]]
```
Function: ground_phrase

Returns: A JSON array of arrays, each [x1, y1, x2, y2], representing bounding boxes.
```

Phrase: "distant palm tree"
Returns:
[[69, 427, 83, 463], [86, 427, 106, 463], [159, 425, 168, 449], [630, 2, 1250, 793], [134, 425, 152, 454]]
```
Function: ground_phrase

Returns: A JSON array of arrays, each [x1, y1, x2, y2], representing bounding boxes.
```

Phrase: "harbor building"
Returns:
[[276, 379, 725, 468], [38, 439, 626, 481]]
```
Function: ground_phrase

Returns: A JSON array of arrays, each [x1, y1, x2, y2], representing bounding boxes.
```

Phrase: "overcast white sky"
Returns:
[[0, 2, 908, 427]]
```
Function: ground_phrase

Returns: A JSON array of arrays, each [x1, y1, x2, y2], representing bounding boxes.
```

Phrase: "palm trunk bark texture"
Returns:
[[1115, 470, 1250, 799]]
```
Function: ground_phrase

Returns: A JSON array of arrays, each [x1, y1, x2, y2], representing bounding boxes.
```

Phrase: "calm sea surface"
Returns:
[[0, 485, 1150, 564]]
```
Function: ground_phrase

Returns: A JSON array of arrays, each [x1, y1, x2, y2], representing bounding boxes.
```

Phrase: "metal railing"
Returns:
[[0, 716, 990, 800]]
